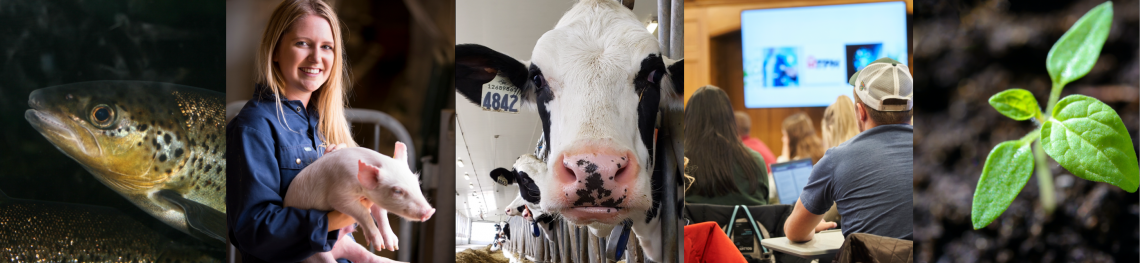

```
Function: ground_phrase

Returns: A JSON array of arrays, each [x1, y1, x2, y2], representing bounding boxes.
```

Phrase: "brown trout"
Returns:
[[0, 189, 220, 262], [24, 81, 226, 242]]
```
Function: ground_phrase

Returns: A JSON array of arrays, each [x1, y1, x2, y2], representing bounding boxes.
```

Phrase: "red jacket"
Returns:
[[742, 135, 776, 171], [685, 221, 747, 263]]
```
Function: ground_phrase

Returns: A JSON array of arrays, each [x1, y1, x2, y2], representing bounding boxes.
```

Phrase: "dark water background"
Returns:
[[0, 0, 224, 259], [913, 0, 1139, 262]]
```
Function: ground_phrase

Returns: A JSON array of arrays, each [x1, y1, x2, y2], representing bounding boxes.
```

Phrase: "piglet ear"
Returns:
[[393, 142, 408, 165], [357, 160, 383, 190]]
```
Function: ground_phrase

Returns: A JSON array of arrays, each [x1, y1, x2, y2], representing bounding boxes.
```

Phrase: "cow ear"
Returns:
[[621, 0, 634, 10], [489, 167, 517, 186], [659, 57, 684, 108], [455, 44, 530, 105], [665, 57, 683, 96]]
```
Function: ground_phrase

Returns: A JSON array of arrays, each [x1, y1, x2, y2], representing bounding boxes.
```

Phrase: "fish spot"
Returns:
[[164, 134, 171, 142], [165, 169, 172, 174], [174, 148, 184, 158], [137, 142, 141, 146], [159, 154, 167, 162], [138, 124, 148, 131]]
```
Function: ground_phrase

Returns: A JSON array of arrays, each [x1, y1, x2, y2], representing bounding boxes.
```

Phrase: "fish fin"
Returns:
[[157, 189, 226, 242]]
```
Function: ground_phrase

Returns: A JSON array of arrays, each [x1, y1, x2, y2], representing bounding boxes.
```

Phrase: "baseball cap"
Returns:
[[848, 57, 912, 111]]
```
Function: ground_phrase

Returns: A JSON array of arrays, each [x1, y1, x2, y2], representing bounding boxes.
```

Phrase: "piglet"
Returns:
[[284, 142, 436, 262]]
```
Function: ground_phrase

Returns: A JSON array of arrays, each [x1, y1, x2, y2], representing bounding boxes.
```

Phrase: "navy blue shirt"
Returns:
[[800, 124, 913, 240], [227, 85, 340, 262]]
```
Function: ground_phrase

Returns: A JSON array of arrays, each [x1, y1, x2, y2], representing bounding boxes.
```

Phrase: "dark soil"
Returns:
[[913, 0, 1140, 262]]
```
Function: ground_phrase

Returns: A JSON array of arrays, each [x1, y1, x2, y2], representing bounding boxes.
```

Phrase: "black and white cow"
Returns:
[[457, 0, 682, 261], [491, 154, 561, 242]]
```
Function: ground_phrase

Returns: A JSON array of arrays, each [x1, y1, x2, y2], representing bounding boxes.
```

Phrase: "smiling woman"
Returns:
[[273, 14, 336, 104], [227, 0, 364, 262]]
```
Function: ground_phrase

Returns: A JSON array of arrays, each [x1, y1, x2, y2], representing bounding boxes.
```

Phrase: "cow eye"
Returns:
[[532, 74, 546, 89], [647, 70, 659, 84]]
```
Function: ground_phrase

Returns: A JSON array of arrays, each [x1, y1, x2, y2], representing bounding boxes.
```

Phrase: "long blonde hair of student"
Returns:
[[256, 0, 357, 147], [822, 95, 859, 148], [782, 112, 825, 164]]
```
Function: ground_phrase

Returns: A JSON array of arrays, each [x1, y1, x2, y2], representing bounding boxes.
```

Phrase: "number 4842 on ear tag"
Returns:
[[481, 73, 520, 113]]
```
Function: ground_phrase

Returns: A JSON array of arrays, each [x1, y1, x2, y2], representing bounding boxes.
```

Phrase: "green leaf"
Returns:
[[972, 139, 1035, 229], [988, 89, 1041, 121], [1042, 95, 1139, 192], [1046, 1, 1113, 87]]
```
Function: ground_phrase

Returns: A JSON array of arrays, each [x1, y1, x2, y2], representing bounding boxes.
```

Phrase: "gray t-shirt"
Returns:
[[800, 124, 913, 240]]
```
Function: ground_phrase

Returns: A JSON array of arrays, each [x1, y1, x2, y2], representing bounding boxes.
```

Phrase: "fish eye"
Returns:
[[90, 104, 115, 128]]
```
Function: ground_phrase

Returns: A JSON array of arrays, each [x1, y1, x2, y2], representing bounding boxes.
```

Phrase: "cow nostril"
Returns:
[[561, 162, 576, 181], [612, 163, 627, 181]]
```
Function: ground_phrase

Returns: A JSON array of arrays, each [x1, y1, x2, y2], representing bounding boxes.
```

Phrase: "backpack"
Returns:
[[722, 205, 775, 263]]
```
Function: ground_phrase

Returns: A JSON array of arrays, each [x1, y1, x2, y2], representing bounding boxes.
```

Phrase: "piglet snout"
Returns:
[[420, 208, 436, 221]]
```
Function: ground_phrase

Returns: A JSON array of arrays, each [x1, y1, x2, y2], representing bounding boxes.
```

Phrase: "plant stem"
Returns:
[[1033, 82, 1062, 214], [1033, 137, 1055, 214], [1045, 82, 1063, 117]]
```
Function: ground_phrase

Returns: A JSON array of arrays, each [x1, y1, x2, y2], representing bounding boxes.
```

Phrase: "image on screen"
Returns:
[[771, 159, 813, 205], [846, 43, 882, 78], [741, 1, 908, 108]]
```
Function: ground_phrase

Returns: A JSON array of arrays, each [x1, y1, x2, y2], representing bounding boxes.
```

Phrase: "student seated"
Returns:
[[684, 85, 769, 206], [784, 58, 914, 242]]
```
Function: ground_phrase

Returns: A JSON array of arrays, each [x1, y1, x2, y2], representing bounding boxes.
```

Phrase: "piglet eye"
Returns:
[[394, 188, 404, 195]]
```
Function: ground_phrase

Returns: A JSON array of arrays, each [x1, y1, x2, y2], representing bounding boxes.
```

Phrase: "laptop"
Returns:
[[770, 158, 814, 205]]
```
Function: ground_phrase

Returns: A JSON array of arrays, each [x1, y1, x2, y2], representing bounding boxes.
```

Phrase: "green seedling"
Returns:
[[972, 1, 1138, 229]]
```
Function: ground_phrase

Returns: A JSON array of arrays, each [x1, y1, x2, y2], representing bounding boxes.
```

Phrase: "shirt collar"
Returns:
[[253, 83, 314, 114]]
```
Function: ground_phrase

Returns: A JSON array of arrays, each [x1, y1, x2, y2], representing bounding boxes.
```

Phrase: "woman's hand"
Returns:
[[324, 143, 348, 155], [327, 210, 356, 232], [327, 198, 376, 231]]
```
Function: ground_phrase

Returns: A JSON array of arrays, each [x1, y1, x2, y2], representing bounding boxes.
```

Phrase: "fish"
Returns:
[[0, 189, 221, 262], [24, 80, 226, 242]]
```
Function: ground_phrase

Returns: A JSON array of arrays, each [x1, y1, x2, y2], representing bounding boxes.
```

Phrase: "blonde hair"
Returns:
[[822, 95, 859, 148], [782, 112, 825, 164], [256, 0, 357, 147]]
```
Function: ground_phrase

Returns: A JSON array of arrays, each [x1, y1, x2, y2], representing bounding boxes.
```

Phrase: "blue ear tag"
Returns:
[[606, 219, 633, 261], [532, 222, 541, 237]]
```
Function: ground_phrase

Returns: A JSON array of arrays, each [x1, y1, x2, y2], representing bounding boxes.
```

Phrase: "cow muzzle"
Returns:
[[553, 139, 640, 223]]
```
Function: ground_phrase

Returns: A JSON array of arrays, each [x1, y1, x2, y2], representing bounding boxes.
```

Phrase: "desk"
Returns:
[[760, 229, 845, 261]]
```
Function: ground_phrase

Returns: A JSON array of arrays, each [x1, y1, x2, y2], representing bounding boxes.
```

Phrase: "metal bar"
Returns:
[[344, 108, 417, 170], [669, 0, 683, 58], [432, 111, 456, 263], [657, 0, 671, 57]]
